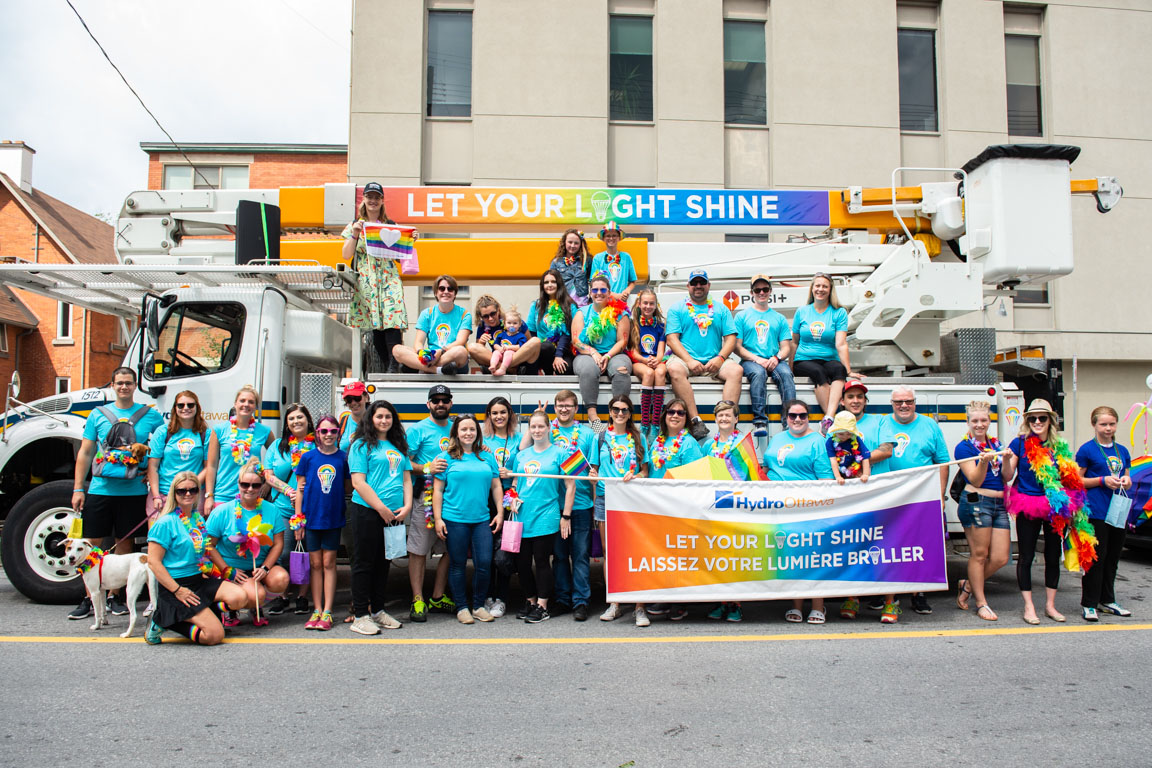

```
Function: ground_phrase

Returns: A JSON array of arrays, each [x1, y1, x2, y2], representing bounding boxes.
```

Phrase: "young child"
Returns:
[[628, 290, 669, 438], [294, 414, 351, 630], [826, 411, 871, 485], [491, 307, 528, 376]]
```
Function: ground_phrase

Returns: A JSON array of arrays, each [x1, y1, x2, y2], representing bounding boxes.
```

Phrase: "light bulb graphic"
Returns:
[[868, 546, 882, 565], [591, 191, 611, 221], [774, 531, 787, 550]]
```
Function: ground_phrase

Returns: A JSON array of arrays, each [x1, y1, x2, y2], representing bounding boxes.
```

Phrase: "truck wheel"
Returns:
[[0, 480, 84, 604]]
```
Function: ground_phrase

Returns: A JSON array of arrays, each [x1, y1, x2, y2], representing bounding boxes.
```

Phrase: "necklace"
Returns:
[[551, 419, 582, 454], [289, 433, 315, 469], [685, 299, 714, 334], [651, 430, 685, 470], [710, 431, 742, 458], [964, 433, 1002, 474], [229, 415, 254, 466], [608, 431, 637, 473]]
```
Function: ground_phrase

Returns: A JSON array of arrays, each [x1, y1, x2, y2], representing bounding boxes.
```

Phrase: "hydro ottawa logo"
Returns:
[[711, 490, 834, 510]]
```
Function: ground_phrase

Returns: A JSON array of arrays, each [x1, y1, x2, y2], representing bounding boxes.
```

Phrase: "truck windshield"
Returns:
[[148, 302, 245, 380]]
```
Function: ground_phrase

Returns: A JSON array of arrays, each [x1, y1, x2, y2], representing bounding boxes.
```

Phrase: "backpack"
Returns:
[[91, 406, 150, 479]]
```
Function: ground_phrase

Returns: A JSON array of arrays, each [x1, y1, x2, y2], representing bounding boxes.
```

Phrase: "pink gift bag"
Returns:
[[500, 517, 523, 553]]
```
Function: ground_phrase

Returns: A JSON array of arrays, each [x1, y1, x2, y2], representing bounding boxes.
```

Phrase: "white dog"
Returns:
[[63, 539, 157, 638]]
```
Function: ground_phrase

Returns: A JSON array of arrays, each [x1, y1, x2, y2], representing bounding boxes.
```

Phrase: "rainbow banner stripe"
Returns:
[[560, 448, 590, 477], [725, 432, 766, 482], [604, 467, 946, 602], [363, 224, 417, 261]]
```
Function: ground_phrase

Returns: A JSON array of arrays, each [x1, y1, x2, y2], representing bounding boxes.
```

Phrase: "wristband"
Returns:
[[73, 488, 85, 493], [562, 515, 572, 520], [424, 462, 432, 474], [170, 585, 181, 595]]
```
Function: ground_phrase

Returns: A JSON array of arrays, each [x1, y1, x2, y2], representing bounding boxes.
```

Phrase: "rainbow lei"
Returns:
[[417, 348, 436, 366], [685, 299, 715, 333], [96, 449, 139, 467], [76, 547, 105, 575], [650, 430, 685, 470], [964, 434, 1002, 476], [170, 508, 219, 577], [608, 432, 638, 474], [502, 487, 520, 513], [832, 436, 866, 478], [289, 510, 307, 531], [229, 415, 254, 466], [423, 476, 435, 528], [584, 299, 627, 344], [710, 431, 743, 459], [289, 433, 315, 470], [1023, 435, 1098, 572], [551, 419, 583, 456], [543, 300, 566, 335]]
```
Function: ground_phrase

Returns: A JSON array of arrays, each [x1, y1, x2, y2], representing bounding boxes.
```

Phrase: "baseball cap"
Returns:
[[750, 274, 771, 287], [427, 384, 452, 400], [688, 269, 709, 283], [363, 182, 384, 196], [341, 381, 366, 397], [844, 379, 868, 393]]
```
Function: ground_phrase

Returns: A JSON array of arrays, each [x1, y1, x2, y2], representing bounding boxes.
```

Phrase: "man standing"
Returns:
[[405, 384, 456, 621], [338, 380, 368, 452], [548, 389, 599, 621], [735, 274, 796, 436], [666, 269, 744, 441], [69, 367, 164, 619]]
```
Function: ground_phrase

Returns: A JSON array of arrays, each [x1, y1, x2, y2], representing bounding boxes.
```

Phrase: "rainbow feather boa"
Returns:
[[1023, 435, 1098, 572], [585, 299, 627, 344]]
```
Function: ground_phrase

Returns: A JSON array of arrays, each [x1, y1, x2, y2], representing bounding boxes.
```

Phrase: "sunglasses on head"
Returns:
[[238, 481, 263, 490], [174, 487, 199, 496]]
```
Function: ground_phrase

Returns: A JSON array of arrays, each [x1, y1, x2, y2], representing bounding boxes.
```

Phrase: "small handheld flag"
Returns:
[[724, 432, 767, 482], [560, 448, 590, 477]]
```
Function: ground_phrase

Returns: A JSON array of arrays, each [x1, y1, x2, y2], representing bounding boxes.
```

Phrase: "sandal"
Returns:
[[784, 608, 803, 623], [807, 609, 826, 625], [975, 604, 997, 621], [1045, 608, 1066, 623], [955, 579, 971, 611]]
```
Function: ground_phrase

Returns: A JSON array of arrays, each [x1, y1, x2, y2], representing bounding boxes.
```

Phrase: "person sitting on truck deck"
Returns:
[[550, 228, 592, 307], [147, 389, 210, 518], [665, 269, 743, 442], [205, 385, 274, 510], [392, 274, 472, 375], [791, 273, 858, 435], [628, 289, 670, 442], [341, 181, 408, 375], [466, 295, 541, 375], [523, 269, 574, 375], [570, 272, 633, 433], [68, 366, 166, 622], [338, 381, 368, 453], [735, 274, 796, 437], [588, 222, 637, 304], [489, 308, 529, 377]]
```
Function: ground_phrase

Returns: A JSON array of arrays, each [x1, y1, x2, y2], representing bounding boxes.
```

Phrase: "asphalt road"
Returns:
[[3, 549, 1152, 767]]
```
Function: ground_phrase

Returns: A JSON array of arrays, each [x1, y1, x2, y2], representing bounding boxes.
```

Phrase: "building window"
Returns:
[[897, 28, 938, 132], [427, 11, 472, 117], [725, 234, 771, 243], [609, 16, 653, 122], [1015, 284, 1049, 305], [723, 21, 766, 125], [163, 165, 250, 190], [1005, 34, 1042, 136], [0, 323, 7, 353], [55, 377, 71, 395], [56, 302, 72, 340]]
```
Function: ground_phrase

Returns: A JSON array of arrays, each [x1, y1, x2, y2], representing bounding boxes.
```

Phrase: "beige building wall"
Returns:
[[349, 0, 1151, 419]]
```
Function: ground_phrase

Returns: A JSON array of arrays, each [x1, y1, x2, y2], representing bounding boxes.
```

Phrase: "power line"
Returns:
[[63, 0, 213, 188]]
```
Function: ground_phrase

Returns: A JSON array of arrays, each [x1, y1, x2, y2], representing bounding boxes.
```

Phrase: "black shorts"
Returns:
[[81, 493, 147, 540], [153, 575, 224, 628], [792, 359, 848, 387]]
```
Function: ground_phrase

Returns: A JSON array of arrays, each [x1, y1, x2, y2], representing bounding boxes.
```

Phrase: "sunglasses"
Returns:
[[1027, 415, 1049, 424], [892, 399, 916, 406], [437, 286, 456, 293], [689, 280, 709, 287], [752, 286, 772, 294], [665, 409, 687, 417], [317, 428, 339, 435], [480, 311, 500, 320], [787, 412, 809, 420], [610, 406, 630, 415], [589, 287, 609, 295], [238, 482, 263, 490], [343, 397, 363, 405], [174, 487, 199, 496], [431, 397, 452, 405], [175, 402, 197, 410]]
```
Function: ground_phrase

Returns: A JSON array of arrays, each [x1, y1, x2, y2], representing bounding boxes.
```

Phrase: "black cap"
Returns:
[[363, 182, 384, 195], [427, 384, 452, 399]]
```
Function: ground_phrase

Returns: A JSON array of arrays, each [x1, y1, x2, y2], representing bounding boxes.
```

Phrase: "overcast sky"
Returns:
[[0, 0, 351, 217]]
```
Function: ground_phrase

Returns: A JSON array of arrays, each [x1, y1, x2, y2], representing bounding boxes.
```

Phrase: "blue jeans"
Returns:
[[444, 519, 492, 611], [740, 359, 796, 423], [553, 507, 593, 608]]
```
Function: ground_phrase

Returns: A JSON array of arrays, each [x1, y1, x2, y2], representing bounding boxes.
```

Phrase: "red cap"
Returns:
[[342, 381, 366, 397], [844, 379, 867, 393]]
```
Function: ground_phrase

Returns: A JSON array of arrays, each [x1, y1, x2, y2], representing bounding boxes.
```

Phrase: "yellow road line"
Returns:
[[2, 623, 1150, 646]]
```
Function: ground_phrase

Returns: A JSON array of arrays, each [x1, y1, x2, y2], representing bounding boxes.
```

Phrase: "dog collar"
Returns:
[[76, 547, 106, 585]]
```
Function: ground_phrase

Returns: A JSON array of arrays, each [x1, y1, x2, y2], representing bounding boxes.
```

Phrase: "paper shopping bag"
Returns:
[[289, 541, 310, 585], [500, 518, 523, 553], [384, 522, 408, 560]]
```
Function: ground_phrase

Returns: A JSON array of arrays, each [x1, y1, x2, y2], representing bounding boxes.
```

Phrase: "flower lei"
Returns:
[[832, 435, 866, 478], [608, 432, 638, 474], [502, 487, 520, 513], [76, 547, 105, 575], [97, 449, 139, 467], [1023, 435, 1098, 571], [551, 419, 582, 455], [651, 430, 685, 470], [584, 299, 627, 344], [289, 510, 307, 531], [685, 299, 715, 332], [417, 348, 436, 366], [229, 415, 255, 466], [964, 433, 1002, 475], [169, 507, 219, 578], [289, 433, 315, 470], [710, 431, 743, 459], [230, 499, 264, 557]]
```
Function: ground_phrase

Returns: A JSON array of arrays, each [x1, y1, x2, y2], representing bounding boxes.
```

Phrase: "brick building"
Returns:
[[141, 142, 348, 191], [0, 141, 124, 401]]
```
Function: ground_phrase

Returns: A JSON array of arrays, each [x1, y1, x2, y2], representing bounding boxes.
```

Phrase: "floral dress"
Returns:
[[342, 221, 408, 331]]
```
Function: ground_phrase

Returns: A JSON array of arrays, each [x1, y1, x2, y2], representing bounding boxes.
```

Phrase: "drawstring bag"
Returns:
[[1105, 489, 1133, 529], [289, 540, 310, 585], [384, 522, 407, 560]]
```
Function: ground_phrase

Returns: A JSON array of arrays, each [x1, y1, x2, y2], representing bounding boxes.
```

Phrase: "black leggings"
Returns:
[[1015, 515, 1060, 592], [1081, 519, 1127, 607], [792, 359, 847, 387], [349, 502, 392, 616], [372, 328, 403, 368], [517, 533, 556, 601], [525, 340, 573, 375]]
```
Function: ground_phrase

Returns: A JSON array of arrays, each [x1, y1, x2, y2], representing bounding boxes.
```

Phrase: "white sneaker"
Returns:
[[489, 599, 506, 618], [457, 608, 475, 624], [350, 615, 380, 635], [600, 602, 622, 621], [472, 606, 494, 622], [371, 610, 402, 630], [634, 607, 650, 627]]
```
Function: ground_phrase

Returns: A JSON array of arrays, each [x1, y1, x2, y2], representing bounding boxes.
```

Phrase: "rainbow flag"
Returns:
[[724, 432, 767, 482], [1129, 454, 1152, 526], [363, 224, 417, 265], [560, 448, 590, 477]]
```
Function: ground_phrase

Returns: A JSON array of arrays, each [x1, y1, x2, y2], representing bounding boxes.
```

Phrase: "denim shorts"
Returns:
[[957, 494, 1009, 530], [594, 495, 606, 523], [305, 527, 342, 552]]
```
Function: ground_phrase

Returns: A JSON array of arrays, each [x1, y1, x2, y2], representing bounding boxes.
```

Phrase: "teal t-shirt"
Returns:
[[147, 511, 207, 578], [147, 424, 208, 497], [877, 414, 949, 472], [856, 413, 889, 475], [525, 299, 570, 343], [577, 303, 628, 354], [513, 444, 566, 538], [792, 303, 848, 362], [764, 431, 833, 481], [205, 500, 285, 570], [648, 430, 705, 479], [408, 417, 453, 466], [596, 430, 648, 497], [487, 432, 520, 491], [212, 421, 273, 502], [338, 412, 359, 453], [666, 298, 737, 363], [588, 251, 637, 294], [266, 440, 315, 518], [736, 307, 791, 358], [416, 304, 472, 351], [83, 403, 164, 496], [435, 450, 499, 524], [550, 422, 598, 510], [349, 437, 412, 509]]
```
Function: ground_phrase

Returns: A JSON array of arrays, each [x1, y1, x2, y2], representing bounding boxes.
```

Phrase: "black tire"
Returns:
[[0, 480, 85, 604]]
